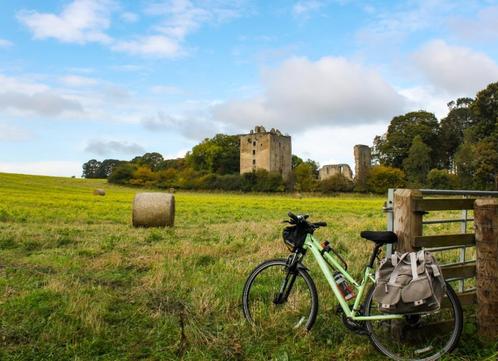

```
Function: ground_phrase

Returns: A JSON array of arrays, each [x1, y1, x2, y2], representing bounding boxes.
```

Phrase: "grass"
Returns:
[[0, 172, 495, 360]]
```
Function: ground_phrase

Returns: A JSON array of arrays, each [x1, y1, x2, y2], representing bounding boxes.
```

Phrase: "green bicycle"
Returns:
[[242, 212, 463, 361]]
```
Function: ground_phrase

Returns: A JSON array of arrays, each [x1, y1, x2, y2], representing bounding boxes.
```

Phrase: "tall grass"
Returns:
[[0, 173, 494, 360]]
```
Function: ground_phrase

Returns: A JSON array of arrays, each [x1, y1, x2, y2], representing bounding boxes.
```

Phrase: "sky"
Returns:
[[1, 0, 498, 177]]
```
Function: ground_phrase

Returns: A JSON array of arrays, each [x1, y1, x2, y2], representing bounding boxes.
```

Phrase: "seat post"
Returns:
[[367, 244, 381, 268]]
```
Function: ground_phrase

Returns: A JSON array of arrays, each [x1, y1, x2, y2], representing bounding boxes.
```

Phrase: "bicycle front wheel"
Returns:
[[364, 281, 463, 361], [242, 259, 318, 331]]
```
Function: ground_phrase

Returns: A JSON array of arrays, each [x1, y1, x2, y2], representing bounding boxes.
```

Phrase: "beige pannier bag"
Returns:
[[373, 250, 446, 314]]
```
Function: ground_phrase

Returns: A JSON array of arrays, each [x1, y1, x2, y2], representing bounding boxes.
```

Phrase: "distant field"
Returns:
[[0, 173, 493, 360]]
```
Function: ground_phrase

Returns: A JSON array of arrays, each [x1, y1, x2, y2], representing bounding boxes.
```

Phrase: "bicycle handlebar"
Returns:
[[287, 212, 326, 228]]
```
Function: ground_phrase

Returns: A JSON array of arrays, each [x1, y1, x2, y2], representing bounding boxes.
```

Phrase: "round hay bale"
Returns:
[[132, 192, 175, 228], [93, 189, 106, 196]]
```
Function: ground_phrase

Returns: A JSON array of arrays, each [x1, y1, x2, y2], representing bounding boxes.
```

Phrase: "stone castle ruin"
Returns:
[[354, 144, 372, 189], [239, 126, 372, 186], [239, 126, 292, 180], [318, 164, 353, 181]]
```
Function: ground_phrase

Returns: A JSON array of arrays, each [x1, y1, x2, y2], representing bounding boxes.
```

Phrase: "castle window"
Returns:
[[253, 159, 256, 165], [253, 141, 256, 146], [247, 138, 251, 143], [252, 150, 255, 155]]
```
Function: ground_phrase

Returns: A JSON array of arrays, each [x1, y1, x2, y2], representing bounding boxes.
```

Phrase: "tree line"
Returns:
[[83, 81, 498, 193], [373, 81, 498, 191]]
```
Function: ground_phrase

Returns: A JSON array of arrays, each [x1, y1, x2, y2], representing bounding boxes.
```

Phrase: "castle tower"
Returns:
[[240, 126, 292, 180], [354, 144, 372, 190]]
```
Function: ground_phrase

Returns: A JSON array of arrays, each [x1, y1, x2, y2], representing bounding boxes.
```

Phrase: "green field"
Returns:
[[0, 173, 494, 360]]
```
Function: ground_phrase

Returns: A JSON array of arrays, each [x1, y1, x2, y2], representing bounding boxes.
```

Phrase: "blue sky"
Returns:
[[1, 0, 498, 176]]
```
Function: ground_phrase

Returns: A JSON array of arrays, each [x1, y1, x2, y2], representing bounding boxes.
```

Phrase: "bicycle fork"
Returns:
[[274, 253, 300, 305]]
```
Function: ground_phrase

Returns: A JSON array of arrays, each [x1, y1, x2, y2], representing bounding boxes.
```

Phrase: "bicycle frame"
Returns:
[[303, 234, 403, 321]]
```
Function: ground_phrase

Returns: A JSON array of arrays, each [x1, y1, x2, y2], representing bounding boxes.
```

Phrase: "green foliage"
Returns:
[[320, 174, 354, 193], [82, 159, 103, 178], [108, 162, 136, 185], [373, 111, 440, 169], [131, 152, 165, 171], [426, 169, 459, 189], [366, 165, 406, 194], [402, 136, 432, 186], [439, 98, 474, 169], [293, 162, 318, 192], [186, 134, 239, 174]]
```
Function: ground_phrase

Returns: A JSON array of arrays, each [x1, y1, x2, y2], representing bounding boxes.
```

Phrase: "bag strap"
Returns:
[[387, 252, 411, 286], [410, 252, 419, 280]]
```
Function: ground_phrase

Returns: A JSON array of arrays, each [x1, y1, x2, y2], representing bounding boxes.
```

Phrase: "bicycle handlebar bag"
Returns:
[[372, 250, 446, 314]]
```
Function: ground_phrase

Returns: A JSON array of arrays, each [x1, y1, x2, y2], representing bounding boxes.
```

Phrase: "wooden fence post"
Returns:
[[474, 199, 498, 341], [393, 189, 423, 252]]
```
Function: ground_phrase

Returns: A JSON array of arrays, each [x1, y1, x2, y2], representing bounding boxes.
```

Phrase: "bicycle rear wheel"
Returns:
[[242, 259, 318, 331], [364, 281, 463, 361]]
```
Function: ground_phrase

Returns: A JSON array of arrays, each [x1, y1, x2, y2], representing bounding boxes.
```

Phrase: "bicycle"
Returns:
[[242, 212, 463, 361]]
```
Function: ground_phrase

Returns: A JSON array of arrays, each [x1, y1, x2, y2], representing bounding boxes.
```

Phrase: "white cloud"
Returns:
[[213, 56, 405, 132], [412, 40, 498, 96], [292, 1, 326, 17], [0, 38, 12, 48], [0, 74, 84, 117], [0, 91, 83, 117], [84, 139, 145, 156], [293, 123, 386, 168], [141, 111, 217, 140], [60, 75, 99, 87], [150, 85, 183, 95], [0, 123, 33, 141], [121, 11, 139, 23], [111, 35, 181, 57], [17, 0, 113, 44], [0, 161, 82, 177], [449, 6, 498, 42], [113, 0, 246, 58]]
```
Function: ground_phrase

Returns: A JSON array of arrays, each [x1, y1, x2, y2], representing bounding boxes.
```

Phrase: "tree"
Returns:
[[292, 155, 303, 169], [366, 165, 406, 194], [469, 82, 498, 142], [427, 169, 459, 190], [98, 159, 122, 178], [373, 111, 440, 169], [129, 166, 159, 186], [473, 141, 498, 190], [186, 134, 239, 174], [108, 162, 136, 184], [403, 136, 432, 186], [320, 174, 354, 193], [131, 152, 164, 171], [439, 98, 474, 169], [454, 142, 475, 189], [293, 162, 318, 192], [82, 159, 102, 178]]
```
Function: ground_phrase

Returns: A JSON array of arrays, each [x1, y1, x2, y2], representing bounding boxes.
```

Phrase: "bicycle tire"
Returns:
[[242, 258, 319, 331], [364, 281, 463, 361]]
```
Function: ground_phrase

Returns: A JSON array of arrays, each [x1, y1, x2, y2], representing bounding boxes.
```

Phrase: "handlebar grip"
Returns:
[[288, 211, 298, 220], [314, 222, 327, 227]]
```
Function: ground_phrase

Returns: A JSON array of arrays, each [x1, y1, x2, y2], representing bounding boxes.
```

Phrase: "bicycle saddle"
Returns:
[[360, 231, 398, 245]]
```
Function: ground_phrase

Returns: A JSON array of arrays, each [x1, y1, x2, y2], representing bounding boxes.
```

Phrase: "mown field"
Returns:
[[0, 173, 495, 361]]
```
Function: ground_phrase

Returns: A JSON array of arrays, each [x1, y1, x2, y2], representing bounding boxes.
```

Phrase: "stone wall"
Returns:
[[318, 164, 353, 181], [240, 126, 292, 180], [354, 144, 372, 190]]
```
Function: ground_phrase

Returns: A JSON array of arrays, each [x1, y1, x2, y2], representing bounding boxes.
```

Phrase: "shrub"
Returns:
[[426, 169, 459, 189], [129, 166, 159, 187], [366, 165, 406, 194], [320, 174, 354, 193], [108, 162, 136, 185]]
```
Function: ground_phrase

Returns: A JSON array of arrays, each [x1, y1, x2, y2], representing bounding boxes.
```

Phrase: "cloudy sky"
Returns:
[[1, 0, 498, 177]]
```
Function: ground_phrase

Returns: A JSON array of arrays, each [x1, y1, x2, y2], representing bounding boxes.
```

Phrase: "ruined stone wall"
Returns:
[[240, 126, 291, 180], [354, 144, 372, 190], [319, 164, 353, 181]]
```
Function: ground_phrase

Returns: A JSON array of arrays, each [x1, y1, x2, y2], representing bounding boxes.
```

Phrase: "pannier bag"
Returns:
[[282, 225, 308, 250], [372, 250, 446, 314]]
